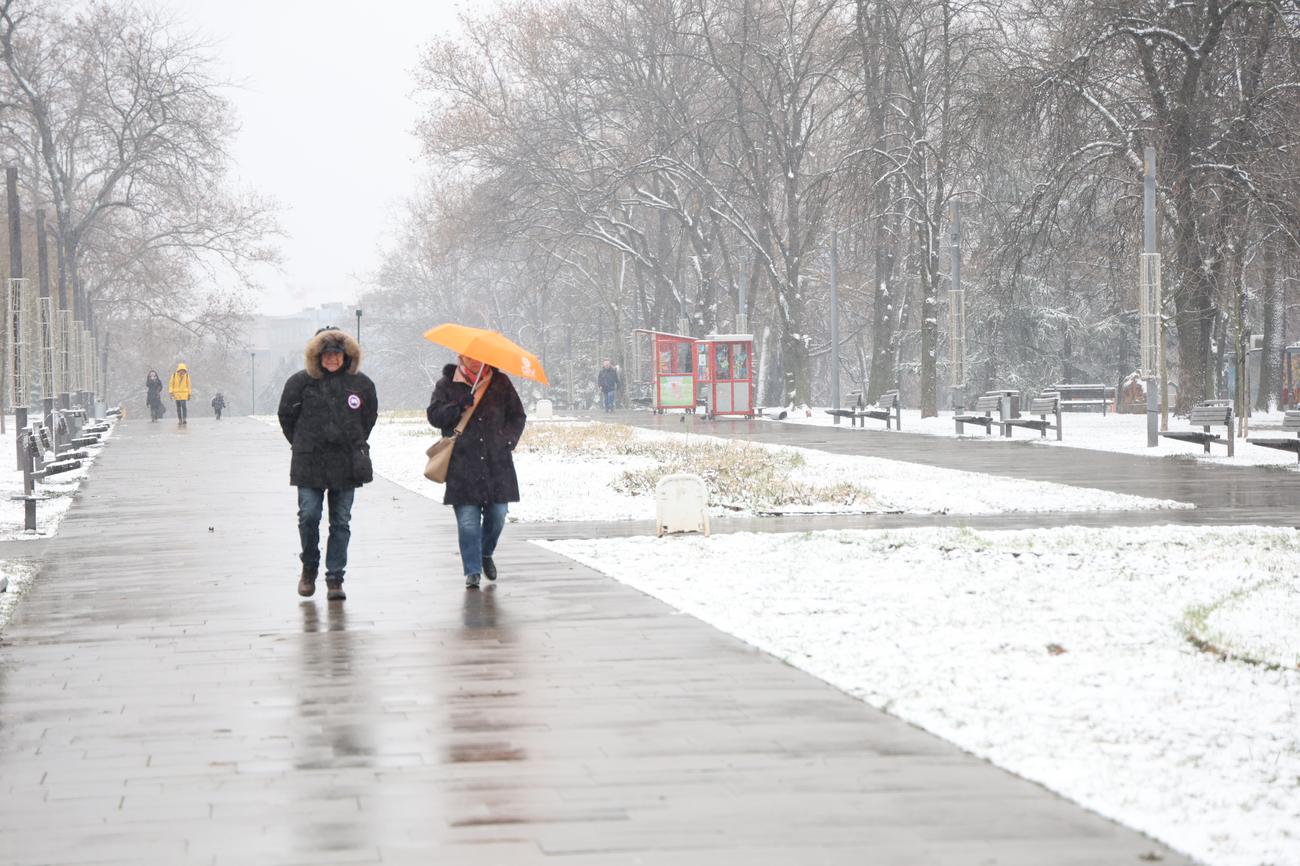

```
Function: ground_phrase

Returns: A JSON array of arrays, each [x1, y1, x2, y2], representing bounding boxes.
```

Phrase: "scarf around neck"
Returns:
[[453, 364, 492, 391]]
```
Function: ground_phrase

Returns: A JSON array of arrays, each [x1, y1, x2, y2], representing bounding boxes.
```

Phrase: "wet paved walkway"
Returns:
[[0, 416, 1196, 865]]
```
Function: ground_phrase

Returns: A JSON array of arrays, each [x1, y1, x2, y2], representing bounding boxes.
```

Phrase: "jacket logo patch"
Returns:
[[347, 394, 362, 410]]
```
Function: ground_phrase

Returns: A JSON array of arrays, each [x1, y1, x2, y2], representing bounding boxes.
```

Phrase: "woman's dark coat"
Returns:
[[427, 364, 527, 505], [145, 376, 163, 410], [278, 329, 378, 489]]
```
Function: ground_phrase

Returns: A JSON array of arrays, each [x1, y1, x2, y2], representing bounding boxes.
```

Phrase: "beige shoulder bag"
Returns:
[[424, 377, 489, 483]]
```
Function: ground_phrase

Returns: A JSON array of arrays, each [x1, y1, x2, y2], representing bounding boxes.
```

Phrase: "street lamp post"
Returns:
[[830, 228, 840, 423], [355, 307, 362, 344], [249, 351, 256, 416]]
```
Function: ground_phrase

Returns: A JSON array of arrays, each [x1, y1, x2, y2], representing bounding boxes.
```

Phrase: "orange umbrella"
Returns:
[[423, 323, 549, 384]]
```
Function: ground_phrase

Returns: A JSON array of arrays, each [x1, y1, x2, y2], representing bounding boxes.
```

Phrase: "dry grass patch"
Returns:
[[518, 423, 875, 511]]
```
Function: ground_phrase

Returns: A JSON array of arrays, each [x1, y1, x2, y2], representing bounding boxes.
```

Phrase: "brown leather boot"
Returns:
[[325, 576, 346, 601], [298, 567, 318, 598]]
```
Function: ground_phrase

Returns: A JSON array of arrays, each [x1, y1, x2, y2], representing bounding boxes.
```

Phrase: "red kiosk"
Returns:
[[635, 329, 697, 413], [632, 329, 756, 417], [695, 334, 755, 418]]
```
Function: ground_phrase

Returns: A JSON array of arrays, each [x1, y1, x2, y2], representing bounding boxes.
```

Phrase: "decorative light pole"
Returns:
[[1140, 148, 1161, 447], [355, 307, 362, 343], [829, 228, 840, 423], [949, 201, 966, 413]]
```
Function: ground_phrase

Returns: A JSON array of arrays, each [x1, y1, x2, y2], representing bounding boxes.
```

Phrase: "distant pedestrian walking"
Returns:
[[145, 370, 165, 421], [597, 360, 620, 413], [168, 363, 192, 426], [211, 392, 226, 420], [277, 327, 377, 602], [427, 355, 527, 589]]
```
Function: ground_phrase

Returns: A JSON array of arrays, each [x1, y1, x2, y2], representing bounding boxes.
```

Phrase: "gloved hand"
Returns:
[[457, 392, 475, 409]]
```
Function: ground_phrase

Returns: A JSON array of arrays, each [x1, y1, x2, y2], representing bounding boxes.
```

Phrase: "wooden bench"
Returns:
[[1051, 383, 1114, 415], [1002, 392, 1062, 441], [954, 394, 1003, 435], [826, 389, 902, 430], [1247, 410, 1300, 462], [1160, 401, 1234, 456], [35, 423, 54, 455]]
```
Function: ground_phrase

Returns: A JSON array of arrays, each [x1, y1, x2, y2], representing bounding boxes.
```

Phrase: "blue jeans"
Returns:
[[453, 503, 508, 577], [602, 389, 615, 412], [298, 487, 355, 578]]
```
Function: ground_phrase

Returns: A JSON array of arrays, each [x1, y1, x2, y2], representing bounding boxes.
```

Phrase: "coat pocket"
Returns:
[[352, 443, 374, 484]]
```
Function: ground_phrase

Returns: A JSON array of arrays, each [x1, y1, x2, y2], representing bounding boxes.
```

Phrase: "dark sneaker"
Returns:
[[465, 573, 481, 589], [482, 555, 497, 582], [298, 568, 318, 598], [325, 577, 346, 601]]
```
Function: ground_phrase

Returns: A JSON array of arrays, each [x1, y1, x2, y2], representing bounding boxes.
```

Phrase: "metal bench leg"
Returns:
[[1055, 408, 1062, 441], [1202, 426, 1211, 455]]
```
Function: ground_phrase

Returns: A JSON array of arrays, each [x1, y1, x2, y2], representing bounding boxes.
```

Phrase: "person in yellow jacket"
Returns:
[[168, 362, 193, 426]]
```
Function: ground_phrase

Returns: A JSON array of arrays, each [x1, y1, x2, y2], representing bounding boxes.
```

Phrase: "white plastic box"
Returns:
[[655, 473, 710, 537]]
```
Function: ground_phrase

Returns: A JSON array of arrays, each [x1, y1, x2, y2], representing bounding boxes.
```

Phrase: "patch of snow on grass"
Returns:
[[539, 524, 1300, 866], [0, 560, 41, 633], [1193, 579, 1300, 669]]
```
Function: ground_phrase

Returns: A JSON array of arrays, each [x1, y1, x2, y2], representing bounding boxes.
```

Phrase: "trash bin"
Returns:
[[990, 389, 1020, 418]]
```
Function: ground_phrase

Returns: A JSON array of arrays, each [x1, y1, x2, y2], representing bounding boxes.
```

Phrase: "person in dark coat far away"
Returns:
[[597, 360, 619, 412], [427, 355, 527, 589], [278, 327, 378, 602], [211, 392, 227, 420], [145, 370, 165, 421]]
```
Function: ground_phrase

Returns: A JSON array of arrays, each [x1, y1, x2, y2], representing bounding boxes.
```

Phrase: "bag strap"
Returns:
[[451, 370, 492, 437]]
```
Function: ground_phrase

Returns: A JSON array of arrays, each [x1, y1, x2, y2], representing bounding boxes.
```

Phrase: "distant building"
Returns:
[[244, 303, 353, 412]]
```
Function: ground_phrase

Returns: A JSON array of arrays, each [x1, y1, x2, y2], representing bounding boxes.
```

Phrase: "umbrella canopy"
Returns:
[[423, 323, 549, 384]]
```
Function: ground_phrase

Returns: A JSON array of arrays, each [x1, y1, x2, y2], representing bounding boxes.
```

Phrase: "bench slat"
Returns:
[[1161, 431, 1222, 444], [1247, 437, 1300, 452]]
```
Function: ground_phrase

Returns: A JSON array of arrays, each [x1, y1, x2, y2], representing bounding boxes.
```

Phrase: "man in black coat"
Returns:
[[278, 327, 378, 601], [597, 360, 619, 412], [427, 357, 527, 588]]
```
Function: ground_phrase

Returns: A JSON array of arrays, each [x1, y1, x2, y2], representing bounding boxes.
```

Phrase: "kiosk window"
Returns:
[[676, 342, 693, 373], [733, 344, 749, 379], [715, 344, 731, 379]]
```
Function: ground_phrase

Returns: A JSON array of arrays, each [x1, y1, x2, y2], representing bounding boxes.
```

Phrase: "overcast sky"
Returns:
[[157, 0, 469, 316]]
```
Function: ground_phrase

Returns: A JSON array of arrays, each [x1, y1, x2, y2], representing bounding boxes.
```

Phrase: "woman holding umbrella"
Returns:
[[427, 349, 528, 589]]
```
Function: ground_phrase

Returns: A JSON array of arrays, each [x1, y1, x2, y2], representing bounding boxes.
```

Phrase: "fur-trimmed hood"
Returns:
[[304, 329, 363, 379], [441, 363, 457, 380]]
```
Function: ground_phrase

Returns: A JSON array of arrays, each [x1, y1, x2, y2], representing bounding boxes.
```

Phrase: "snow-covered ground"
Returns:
[[0, 416, 115, 632], [540, 525, 1300, 866], [769, 405, 1300, 468], [364, 415, 1190, 520], [0, 421, 110, 540]]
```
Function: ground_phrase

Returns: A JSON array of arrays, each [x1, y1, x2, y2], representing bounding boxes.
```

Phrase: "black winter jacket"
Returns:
[[278, 329, 378, 489], [427, 364, 527, 505], [598, 366, 619, 392]]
